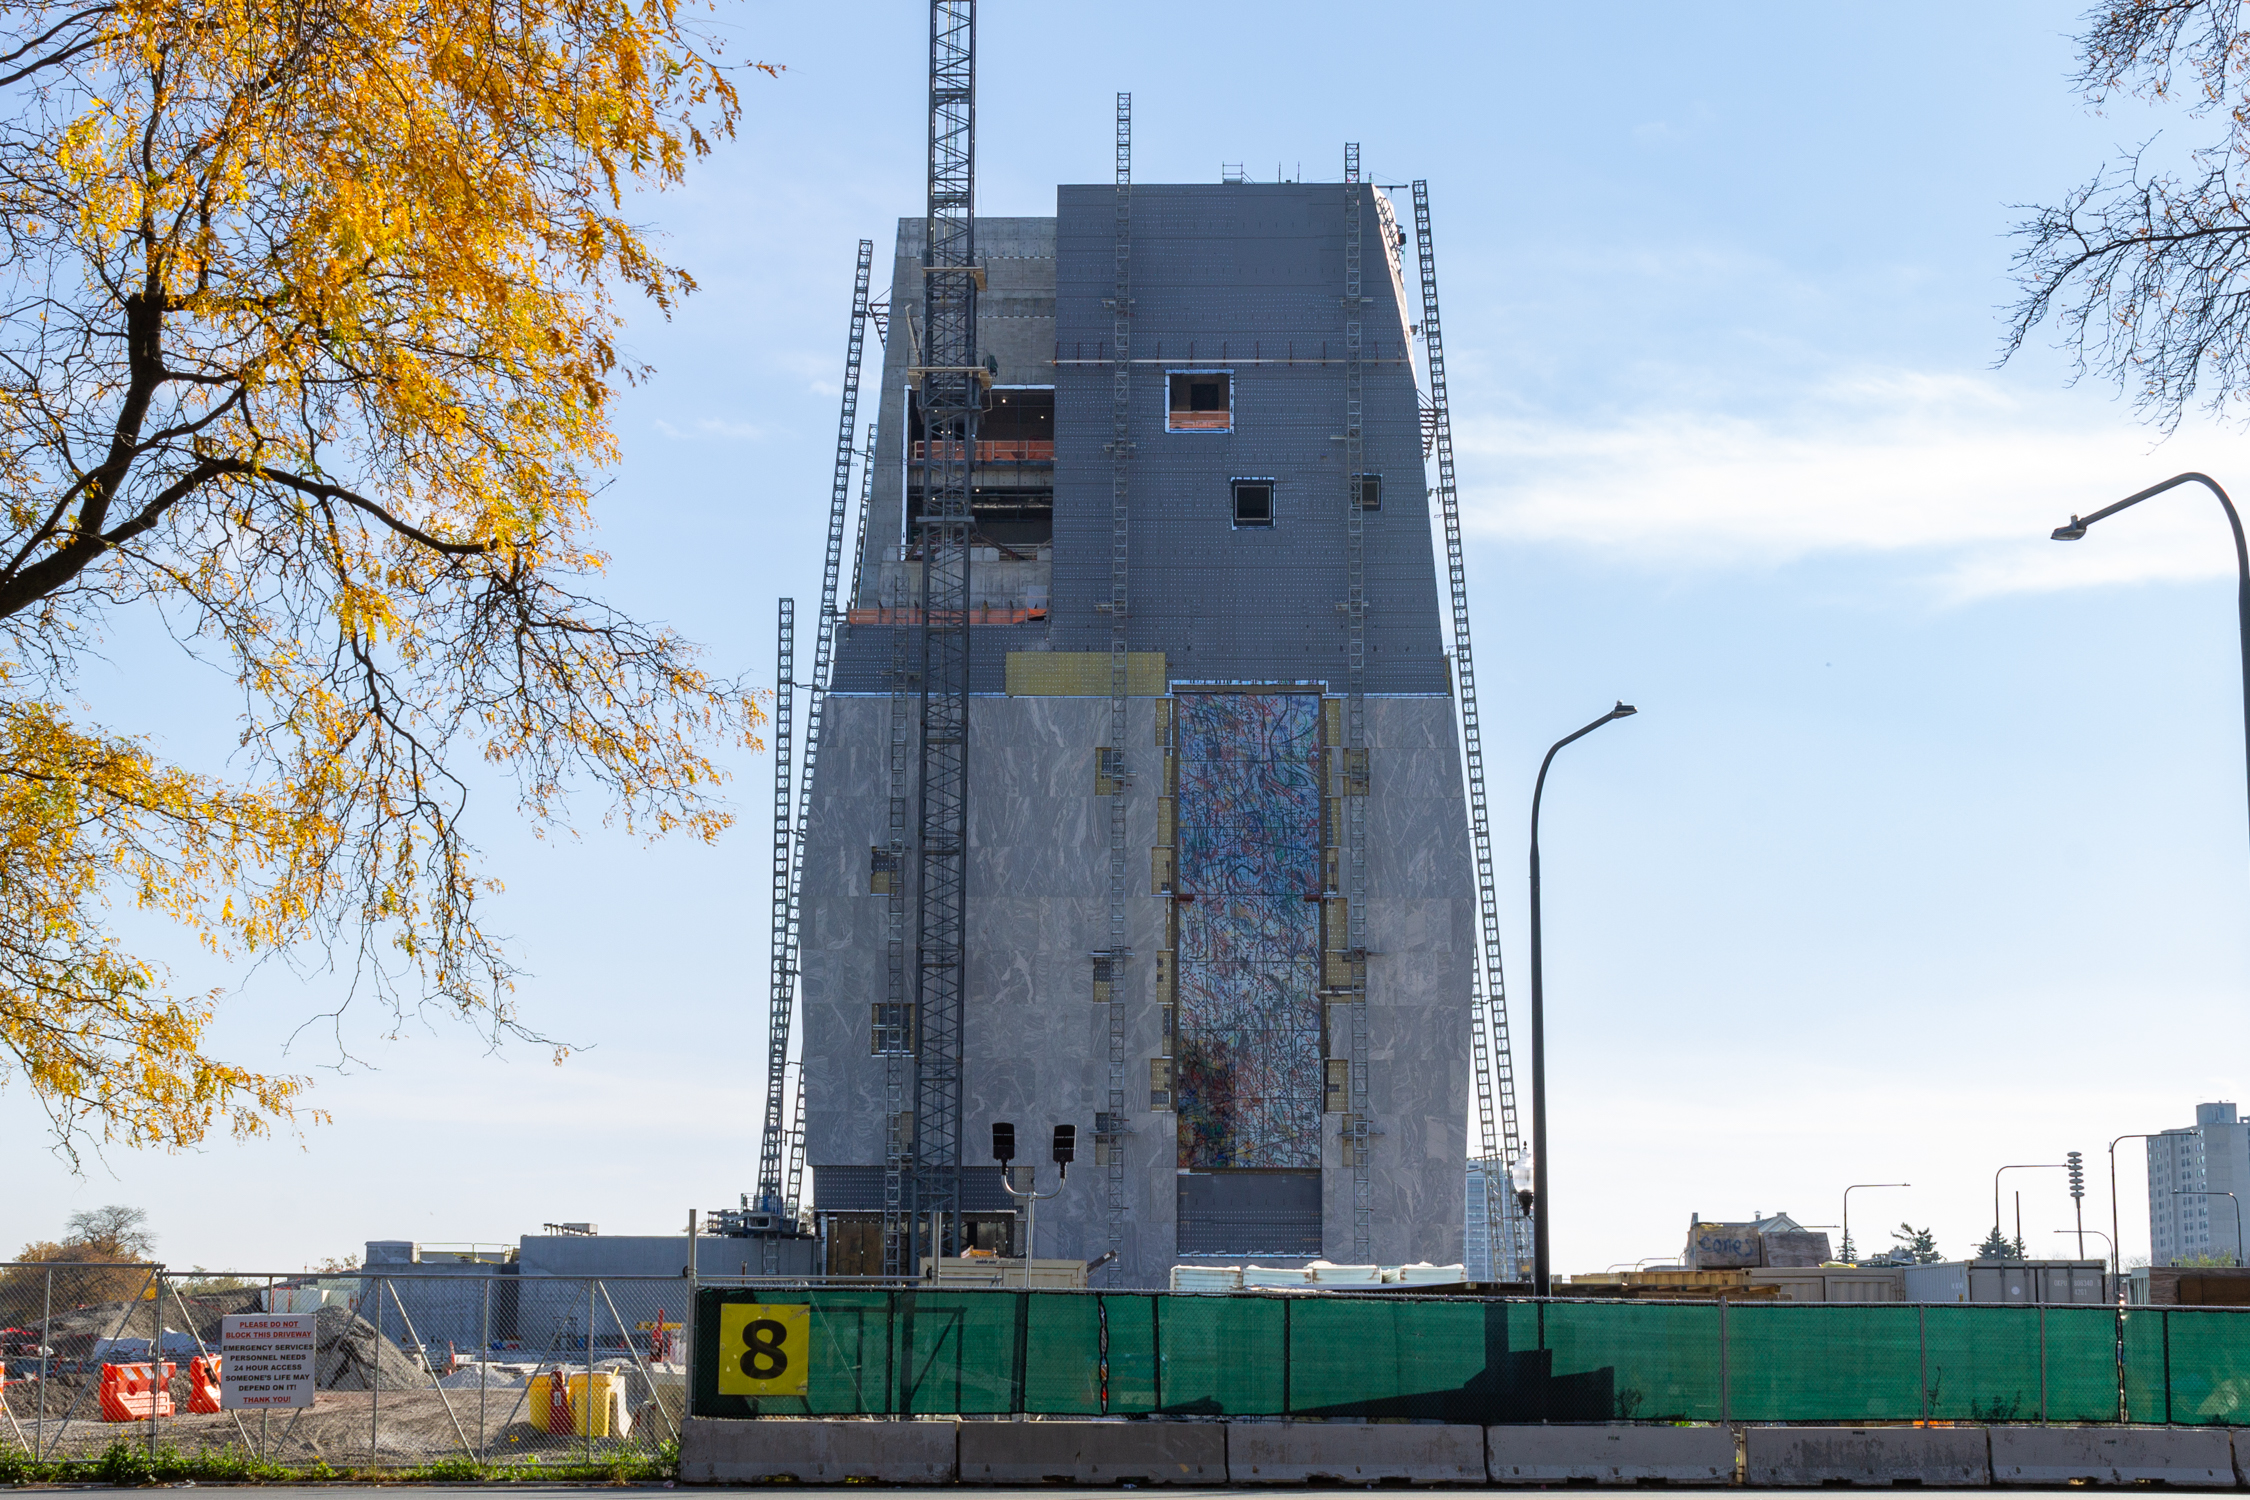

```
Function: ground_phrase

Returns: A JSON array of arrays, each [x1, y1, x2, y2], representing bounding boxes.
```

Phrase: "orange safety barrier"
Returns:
[[186, 1355, 221, 1414], [98, 1361, 176, 1422]]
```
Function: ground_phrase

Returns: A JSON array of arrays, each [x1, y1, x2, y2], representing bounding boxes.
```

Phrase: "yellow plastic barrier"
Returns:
[[528, 1370, 629, 1437]]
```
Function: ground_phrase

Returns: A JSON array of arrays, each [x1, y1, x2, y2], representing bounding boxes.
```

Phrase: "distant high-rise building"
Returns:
[[1465, 1156, 1531, 1281], [2148, 1102, 2250, 1266]]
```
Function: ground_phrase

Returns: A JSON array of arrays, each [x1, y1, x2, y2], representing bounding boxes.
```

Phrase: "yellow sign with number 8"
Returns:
[[716, 1304, 810, 1397]]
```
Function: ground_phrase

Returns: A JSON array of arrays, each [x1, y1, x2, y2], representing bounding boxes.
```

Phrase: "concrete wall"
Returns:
[[683, 1419, 2250, 1488]]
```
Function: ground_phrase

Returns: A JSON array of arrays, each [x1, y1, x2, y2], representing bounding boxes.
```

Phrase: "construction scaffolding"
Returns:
[[1412, 178, 1529, 1279]]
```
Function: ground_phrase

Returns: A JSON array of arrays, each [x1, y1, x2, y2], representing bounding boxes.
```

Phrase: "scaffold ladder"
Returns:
[[1411, 178, 1528, 1279], [769, 238, 876, 1243], [756, 596, 797, 1265], [1097, 90, 1133, 1285], [1342, 144, 1371, 1262]]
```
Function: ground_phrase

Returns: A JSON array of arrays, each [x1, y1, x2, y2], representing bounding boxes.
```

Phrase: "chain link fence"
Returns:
[[0, 1263, 689, 1469], [692, 1287, 2250, 1427]]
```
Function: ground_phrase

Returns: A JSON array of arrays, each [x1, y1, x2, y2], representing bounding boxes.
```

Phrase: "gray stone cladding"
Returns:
[[800, 692, 1468, 1285]]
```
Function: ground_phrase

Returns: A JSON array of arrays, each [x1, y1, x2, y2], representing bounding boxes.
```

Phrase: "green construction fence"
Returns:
[[693, 1289, 2250, 1425]]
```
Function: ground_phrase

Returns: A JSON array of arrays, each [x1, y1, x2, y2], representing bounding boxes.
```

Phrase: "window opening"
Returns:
[[1354, 473, 1381, 511], [870, 1002, 914, 1055], [1232, 478, 1274, 528], [904, 384, 1054, 551], [1167, 370, 1233, 433]]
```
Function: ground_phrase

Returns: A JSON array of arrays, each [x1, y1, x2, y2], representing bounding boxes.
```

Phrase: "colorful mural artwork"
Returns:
[[1173, 692, 1325, 1169]]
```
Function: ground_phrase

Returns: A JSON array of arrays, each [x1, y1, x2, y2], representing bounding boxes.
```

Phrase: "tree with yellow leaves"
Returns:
[[0, 0, 764, 1156]]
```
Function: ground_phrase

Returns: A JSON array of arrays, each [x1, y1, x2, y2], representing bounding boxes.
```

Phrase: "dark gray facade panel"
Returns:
[[815, 1164, 1014, 1214], [1050, 183, 1444, 692], [1176, 1170, 1324, 1257], [829, 621, 1048, 694]]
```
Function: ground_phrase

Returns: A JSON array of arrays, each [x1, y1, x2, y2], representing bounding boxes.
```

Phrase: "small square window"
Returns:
[[1167, 371, 1232, 432], [1354, 473, 1382, 511], [1232, 479, 1273, 528], [868, 846, 901, 895]]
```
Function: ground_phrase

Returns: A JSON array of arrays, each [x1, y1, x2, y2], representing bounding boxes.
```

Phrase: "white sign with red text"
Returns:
[[218, 1313, 316, 1408]]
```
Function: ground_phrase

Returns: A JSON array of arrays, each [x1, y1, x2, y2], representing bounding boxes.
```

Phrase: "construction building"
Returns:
[[752, 5, 1529, 1288]]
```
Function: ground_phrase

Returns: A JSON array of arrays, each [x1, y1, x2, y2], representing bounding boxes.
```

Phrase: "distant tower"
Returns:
[[800, 175, 1471, 1284], [2148, 1102, 2250, 1266]]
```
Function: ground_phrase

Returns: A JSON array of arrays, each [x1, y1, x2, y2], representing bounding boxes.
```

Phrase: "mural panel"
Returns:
[[1173, 692, 1325, 1169]]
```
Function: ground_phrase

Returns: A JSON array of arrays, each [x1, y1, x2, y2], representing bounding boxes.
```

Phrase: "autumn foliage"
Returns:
[[0, 0, 763, 1153]]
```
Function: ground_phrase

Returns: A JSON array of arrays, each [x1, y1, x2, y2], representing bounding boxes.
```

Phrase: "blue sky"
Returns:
[[11, 1, 2249, 1277]]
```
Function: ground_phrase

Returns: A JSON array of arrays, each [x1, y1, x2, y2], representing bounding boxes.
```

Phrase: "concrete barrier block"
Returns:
[[1992, 1424, 2233, 1486], [1744, 1425, 1990, 1487], [957, 1419, 1226, 1484], [1228, 1421, 1487, 1484], [678, 1416, 956, 1483], [1488, 1423, 1736, 1484]]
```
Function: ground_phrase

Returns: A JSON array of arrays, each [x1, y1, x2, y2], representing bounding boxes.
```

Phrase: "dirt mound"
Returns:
[[312, 1305, 432, 1390]]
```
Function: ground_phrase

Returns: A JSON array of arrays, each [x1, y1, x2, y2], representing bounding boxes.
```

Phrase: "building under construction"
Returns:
[[753, 5, 1531, 1288]]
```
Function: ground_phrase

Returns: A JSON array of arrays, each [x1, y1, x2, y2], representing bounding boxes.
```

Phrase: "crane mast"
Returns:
[[903, 0, 978, 1271]]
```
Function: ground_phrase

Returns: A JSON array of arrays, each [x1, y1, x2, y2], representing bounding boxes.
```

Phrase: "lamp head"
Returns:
[[1610, 701, 1638, 720], [2052, 517, 2089, 541]]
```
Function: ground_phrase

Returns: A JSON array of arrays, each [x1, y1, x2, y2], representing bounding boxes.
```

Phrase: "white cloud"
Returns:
[[652, 415, 765, 442], [1456, 369, 2250, 599]]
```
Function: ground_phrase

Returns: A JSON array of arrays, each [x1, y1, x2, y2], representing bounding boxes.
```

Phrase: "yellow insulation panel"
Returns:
[[1005, 651, 1169, 696]]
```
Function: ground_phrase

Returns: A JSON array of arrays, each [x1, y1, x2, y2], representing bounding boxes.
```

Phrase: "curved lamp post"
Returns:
[[1528, 700, 1638, 1297], [1842, 1183, 1909, 1264], [2109, 1134, 2156, 1283], [2051, 472, 2250, 845], [1994, 1164, 2068, 1256]]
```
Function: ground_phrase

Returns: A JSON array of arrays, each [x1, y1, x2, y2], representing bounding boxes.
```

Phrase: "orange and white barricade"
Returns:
[[98, 1361, 176, 1421], [186, 1354, 221, 1414]]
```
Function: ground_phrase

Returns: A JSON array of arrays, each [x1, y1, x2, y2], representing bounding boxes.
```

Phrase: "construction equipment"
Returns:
[[902, 0, 979, 1272]]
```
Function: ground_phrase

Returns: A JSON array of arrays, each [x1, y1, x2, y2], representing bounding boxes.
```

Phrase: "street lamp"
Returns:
[[2109, 1134, 2157, 1282], [1842, 1183, 1909, 1264], [2172, 1190, 2246, 1267], [2054, 1228, 2114, 1266], [1528, 700, 1638, 1298], [2050, 472, 2250, 848], [1993, 1164, 2070, 1257]]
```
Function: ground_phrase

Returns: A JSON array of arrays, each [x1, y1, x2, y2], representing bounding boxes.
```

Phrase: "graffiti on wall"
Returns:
[[1174, 692, 1325, 1169]]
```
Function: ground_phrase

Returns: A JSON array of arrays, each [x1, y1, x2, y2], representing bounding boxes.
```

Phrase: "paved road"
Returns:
[[2, 1490, 2068, 1497]]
